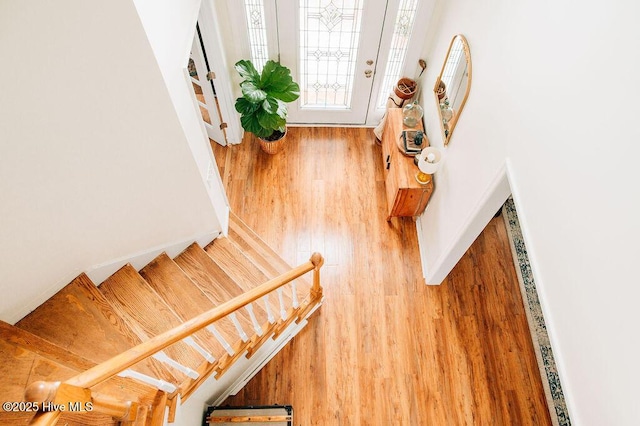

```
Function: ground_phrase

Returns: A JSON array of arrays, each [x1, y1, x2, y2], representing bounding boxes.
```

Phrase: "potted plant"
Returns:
[[234, 59, 300, 154]]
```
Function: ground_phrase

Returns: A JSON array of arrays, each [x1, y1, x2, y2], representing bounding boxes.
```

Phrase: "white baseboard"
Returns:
[[421, 163, 511, 284], [6, 231, 222, 324], [414, 218, 433, 285], [7, 269, 86, 324], [86, 231, 221, 285]]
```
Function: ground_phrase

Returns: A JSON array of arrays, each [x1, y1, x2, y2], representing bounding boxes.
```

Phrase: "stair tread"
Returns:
[[54, 415, 120, 425], [175, 244, 268, 334], [228, 212, 301, 277], [1, 319, 95, 371], [99, 264, 207, 375], [0, 338, 79, 406], [16, 274, 135, 362], [205, 238, 285, 316], [205, 237, 296, 320], [175, 243, 246, 303], [0, 339, 111, 426], [228, 213, 310, 302], [0, 321, 164, 412], [140, 252, 238, 357], [0, 413, 120, 426], [15, 273, 170, 382], [205, 238, 271, 290]]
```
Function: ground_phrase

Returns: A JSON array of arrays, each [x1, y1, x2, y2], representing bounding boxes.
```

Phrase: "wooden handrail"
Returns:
[[26, 253, 324, 425]]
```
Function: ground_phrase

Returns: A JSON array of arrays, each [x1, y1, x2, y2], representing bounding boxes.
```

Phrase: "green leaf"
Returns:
[[240, 81, 267, 103], [262, 97, 280, 114], [271, 82, 300, 102], [259, 60, 278, 86], [274, 99, 288, 119], [235, 97, 259, 115], [256, 108, 285, 132], [261, 61, 293, 91], [234, 59, 260, 83], [240, 114, 268, 137]]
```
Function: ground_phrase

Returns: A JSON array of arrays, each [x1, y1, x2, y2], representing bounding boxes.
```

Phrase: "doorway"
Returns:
[[189, 24, 227, 146], [238, 0, 432, 126]]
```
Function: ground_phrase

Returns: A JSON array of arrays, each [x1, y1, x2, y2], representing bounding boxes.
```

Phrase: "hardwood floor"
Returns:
[[211, 128, 551, 425]]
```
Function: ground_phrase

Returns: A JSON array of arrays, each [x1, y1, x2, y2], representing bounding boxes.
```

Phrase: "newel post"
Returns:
[[25, 381, 91, 425], [24, 381, 62, 425], [310, 252, 324, 300], [25, 380, 139, 423]]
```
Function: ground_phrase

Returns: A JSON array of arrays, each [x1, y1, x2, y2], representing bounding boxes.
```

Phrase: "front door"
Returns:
[[276, 0, 430, 126], [235, 0, 430, 126], [277, 0, 383, 124]]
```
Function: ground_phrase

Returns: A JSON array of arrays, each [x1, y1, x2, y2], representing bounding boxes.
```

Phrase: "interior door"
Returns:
[[189, 25, 227, 146], [277, 0, 387, 125]]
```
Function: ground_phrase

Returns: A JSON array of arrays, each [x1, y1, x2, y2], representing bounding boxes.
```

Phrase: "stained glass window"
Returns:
[[376, 0, 419, 108], [299, 0, 364, 108], [244, 0, 270, 71]]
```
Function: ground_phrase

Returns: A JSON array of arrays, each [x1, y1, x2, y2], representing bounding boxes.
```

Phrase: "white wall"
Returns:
[[0, 0, 222, 323], [417, 0, 640, 424], [133, 0, 230, 231]]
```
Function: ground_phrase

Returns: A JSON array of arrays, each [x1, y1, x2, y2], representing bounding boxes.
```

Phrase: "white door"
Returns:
[[275, 0, 431, 126], [189, 25, 227, 145], [231, 0, 431, 126]]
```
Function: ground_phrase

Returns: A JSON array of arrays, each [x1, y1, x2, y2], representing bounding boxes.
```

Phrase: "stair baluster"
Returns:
[[152, 351, 199, 379], [229, 312, 250, 342], [183, 336, 216, 363], [263, 295, 276, 324], [291, 281, 299, 308], [207, 324, 235, 356], [276, 288, 287, 320], [117, 369, 177, 393], [245, 303, 264, 336]]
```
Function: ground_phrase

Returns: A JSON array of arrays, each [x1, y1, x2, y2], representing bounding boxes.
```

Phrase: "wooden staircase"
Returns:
[[0, 213, 324, 425]]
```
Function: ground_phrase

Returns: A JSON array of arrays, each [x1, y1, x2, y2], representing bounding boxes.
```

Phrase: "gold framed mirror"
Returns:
[[434, 34, 472, 145]]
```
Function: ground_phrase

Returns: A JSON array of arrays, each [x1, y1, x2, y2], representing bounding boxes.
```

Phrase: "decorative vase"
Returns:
[[440, 99, 453, 124], [436, 80, 447, 101], [394, 78, 417, 100], [402, 101, 423, 128]]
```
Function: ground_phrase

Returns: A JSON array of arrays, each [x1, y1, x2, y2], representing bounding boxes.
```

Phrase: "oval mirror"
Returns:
[[433, 35, 471, 145]]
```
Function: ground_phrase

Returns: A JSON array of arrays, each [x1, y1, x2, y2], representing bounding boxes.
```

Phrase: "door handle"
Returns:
[[364, 69, 372, 78]]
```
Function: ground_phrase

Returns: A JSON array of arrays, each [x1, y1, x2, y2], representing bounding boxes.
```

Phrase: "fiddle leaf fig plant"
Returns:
[[234, 59, 300, 140]]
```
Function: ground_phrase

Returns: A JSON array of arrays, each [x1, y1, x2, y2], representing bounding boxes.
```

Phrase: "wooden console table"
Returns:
[[380, 108, 434, 221]]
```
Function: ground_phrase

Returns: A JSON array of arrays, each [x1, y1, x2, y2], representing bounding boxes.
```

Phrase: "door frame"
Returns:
[[190, 25, 227, 145], [197, 0, 243, 144], [277, 0, 389, 125], [284, 0, 436, 126]]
